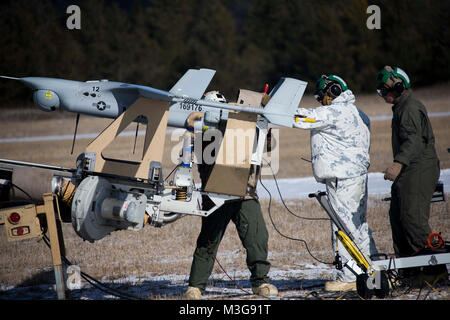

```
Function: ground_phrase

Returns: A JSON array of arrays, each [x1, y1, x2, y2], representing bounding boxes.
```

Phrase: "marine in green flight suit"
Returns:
[[184, 90, 277, 299], [376, 66, 440, 258]]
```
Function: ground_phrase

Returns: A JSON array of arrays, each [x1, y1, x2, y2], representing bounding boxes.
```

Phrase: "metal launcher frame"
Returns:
[[309, 190, 450, 299], [0, 89, 268, 298]]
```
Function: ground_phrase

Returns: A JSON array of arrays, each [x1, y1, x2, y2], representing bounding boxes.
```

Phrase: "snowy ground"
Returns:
[[1, 263, 448, 301], [1, 170, 449, 301], [257, 169, 450, 200], [0, 265, 329, 300]]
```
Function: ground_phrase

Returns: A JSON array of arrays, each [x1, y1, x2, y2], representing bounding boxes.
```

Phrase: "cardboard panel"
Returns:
[[85, 98, 169, 179], [204, 111, 257, 196]]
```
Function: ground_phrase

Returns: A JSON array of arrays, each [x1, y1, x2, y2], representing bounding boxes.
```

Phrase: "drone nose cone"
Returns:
[[33, 89, 60, 112]]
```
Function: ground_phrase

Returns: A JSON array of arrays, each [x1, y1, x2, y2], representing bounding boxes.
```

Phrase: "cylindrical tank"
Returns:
[[181, 130, 193, 167]]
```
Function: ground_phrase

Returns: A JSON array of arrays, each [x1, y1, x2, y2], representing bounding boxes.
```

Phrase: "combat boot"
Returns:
[[324, 280, 356, 292], [252, 283, 278, 297], [184, 286, 202, 300]]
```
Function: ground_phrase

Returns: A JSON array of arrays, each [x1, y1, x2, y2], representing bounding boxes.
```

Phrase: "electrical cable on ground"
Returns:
[[41, 233, 142, 300], [260, 159, 450, 300], [258, 172, 332, 266], [185, 158, 335, 299], [206, 240, 260, 299], [36, 161, 448, 301], [262, 158, 330, 221]]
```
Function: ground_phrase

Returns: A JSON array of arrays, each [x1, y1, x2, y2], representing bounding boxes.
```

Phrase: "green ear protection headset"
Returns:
[[376, 66, 411, 96], [314, 74, 348, 103]]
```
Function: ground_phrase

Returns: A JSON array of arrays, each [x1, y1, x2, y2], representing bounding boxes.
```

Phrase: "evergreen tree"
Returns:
[[0, 0, 448, 108]]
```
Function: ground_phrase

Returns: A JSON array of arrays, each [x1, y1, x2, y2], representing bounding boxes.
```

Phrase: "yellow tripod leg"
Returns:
[[336, 230, 371, 271]]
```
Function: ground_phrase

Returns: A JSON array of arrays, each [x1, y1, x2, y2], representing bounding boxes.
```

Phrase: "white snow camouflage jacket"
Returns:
[[293, 90, 370, 183]]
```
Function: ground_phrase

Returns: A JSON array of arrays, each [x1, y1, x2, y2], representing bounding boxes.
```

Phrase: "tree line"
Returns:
[[0, 0, 448, 107]]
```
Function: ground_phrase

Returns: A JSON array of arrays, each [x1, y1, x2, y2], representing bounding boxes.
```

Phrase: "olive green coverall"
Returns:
[[389, 90, 440, 258], [188, 130, 271, 293]]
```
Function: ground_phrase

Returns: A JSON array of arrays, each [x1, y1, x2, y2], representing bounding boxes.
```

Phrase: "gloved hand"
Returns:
[[293, 120, 303, 129], [293, 115, 316, 128], [383, 162, 403, 181]]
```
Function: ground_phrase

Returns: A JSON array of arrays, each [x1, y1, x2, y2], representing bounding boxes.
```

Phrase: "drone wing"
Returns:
[[118, 68, 216, 102], [169, 68, 216, 99]]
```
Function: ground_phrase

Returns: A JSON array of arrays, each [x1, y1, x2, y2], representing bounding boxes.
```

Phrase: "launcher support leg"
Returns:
[[40, 193, 66, 300]]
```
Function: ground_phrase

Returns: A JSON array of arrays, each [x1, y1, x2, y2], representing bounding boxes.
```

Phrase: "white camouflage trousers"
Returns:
[[326, 174, 378, 282]]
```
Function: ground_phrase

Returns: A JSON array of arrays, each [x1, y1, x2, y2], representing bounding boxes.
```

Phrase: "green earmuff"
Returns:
[[314, 74, 348, 103], [376, 66, 410, 95]]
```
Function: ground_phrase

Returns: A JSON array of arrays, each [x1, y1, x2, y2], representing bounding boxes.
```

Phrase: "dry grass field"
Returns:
[[0, 83, 449, 299], [0, 83, 448, 177], [0, 196, 448, 299]]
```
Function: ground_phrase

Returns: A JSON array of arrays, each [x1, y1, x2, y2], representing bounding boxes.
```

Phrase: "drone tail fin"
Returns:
[[263, 78, 307, 127]]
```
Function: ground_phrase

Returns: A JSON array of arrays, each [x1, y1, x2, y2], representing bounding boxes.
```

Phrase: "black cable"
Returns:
[[416, 283, 425, 300], [42, 234, 142, 300], [258, 174, 333, 265], [11, 183, 35, 203], [261, 159, 441, 298], [262, 158, 329, 221], [164, 164, 179, 182], [43, 234, 140, 300]]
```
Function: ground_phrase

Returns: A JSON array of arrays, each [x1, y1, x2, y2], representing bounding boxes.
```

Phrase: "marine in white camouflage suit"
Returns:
[[293, 75, 378, 291]]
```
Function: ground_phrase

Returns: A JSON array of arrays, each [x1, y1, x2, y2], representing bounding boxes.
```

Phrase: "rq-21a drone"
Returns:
[[0, 69, 307, 242]]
